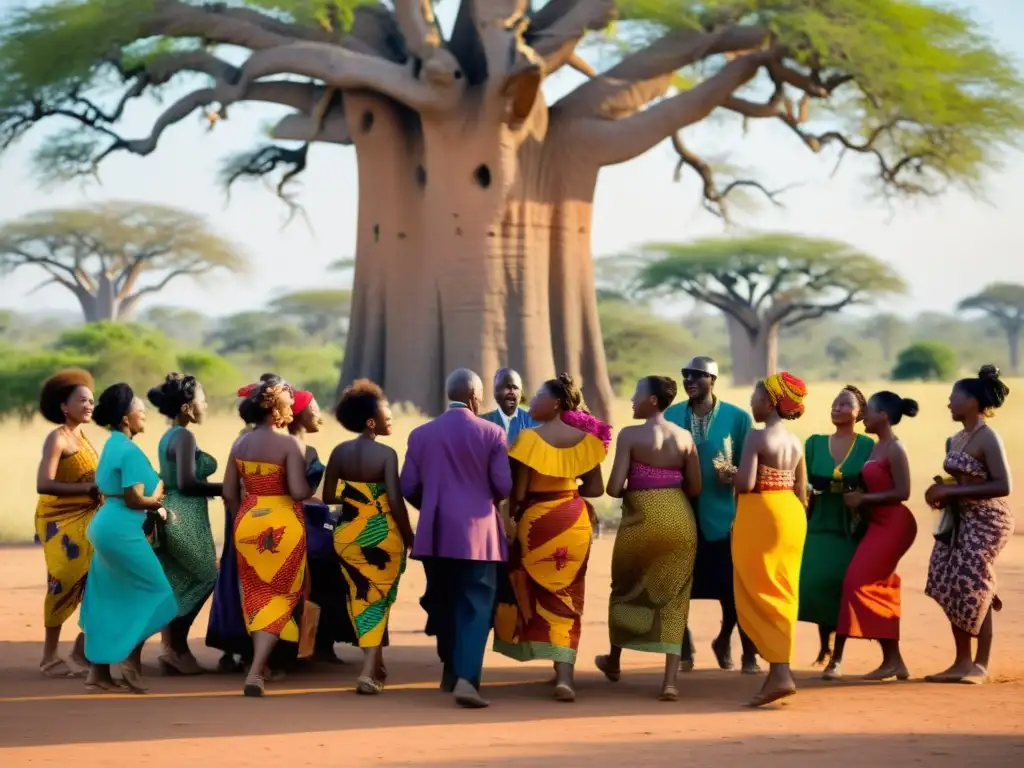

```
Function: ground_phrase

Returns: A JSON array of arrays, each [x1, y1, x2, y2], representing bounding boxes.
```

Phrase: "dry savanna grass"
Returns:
[[1, 380, 1021, 543]]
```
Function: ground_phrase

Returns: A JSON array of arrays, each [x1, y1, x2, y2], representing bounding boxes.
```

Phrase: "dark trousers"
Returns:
[[681, 532, 756, 660], [168, 587, 214, 651], [420, 557, 497, 687]]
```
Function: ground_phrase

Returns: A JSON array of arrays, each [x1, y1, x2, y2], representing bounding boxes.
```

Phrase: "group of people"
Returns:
[[32, 356, 1014, 709]]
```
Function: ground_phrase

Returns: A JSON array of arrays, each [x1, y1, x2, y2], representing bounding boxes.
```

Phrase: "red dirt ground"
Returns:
[[1, 535, 1023, 766]]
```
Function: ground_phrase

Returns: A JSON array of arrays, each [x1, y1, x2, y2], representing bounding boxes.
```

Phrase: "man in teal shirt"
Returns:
[[664, 356, 758, 673]]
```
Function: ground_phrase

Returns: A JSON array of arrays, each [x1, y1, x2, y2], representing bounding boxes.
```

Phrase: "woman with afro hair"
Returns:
[[34, 368, 100, 678]]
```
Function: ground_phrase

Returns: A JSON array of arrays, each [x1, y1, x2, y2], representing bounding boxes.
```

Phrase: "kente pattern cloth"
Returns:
[[35, 433, 100, 627], [836, 457, 917, 640], [732, 465, 807, 664], [155, 426, 218, 617], [799, 433, 874, 628], [493, 428, 607, 664], [233, 460, 306, 641], [926, 444, 1015, 636], [609, 481, 697, 654], [333, 481, 407, 647]]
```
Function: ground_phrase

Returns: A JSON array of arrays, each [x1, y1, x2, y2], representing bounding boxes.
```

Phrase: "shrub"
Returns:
[[891, 341, 958, 381], [0, 351, 95, 422]]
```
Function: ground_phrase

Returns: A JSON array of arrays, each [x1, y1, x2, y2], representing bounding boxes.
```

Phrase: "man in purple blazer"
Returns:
[[401, 368, 512, 708]]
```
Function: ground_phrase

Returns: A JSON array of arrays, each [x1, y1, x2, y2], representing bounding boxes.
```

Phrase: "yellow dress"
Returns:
[[333, 481, 406, 647], [732, 465, 807, 664], [35, 434, 100, 627], [493, 429, 607, 663], [233, 460, 307, 642]]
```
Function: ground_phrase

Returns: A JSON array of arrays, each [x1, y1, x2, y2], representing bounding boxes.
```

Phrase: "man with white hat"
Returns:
[[664, 356, 759, 674]]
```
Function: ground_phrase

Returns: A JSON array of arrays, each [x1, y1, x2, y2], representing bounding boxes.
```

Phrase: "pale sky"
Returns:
[[1, 0, 1023, 319]]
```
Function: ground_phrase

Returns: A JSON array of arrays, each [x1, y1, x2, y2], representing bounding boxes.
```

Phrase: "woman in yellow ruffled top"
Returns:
[[724, 372, 809, 708], [493, 374, 610, 703]]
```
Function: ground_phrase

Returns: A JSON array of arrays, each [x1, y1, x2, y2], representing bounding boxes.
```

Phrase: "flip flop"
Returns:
[[745, 686, 796, 708], [658, 685, 680, 702], [40, 659, 84, 678], [355, 676, 383, 695]]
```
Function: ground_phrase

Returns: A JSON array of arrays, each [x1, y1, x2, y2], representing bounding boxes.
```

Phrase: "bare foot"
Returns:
[[679, 658, 695, 673], [553, 683, 576, 703], [862, 661, 910, 681], [811, 650, 831, 668], [84, 668, 125, 693], [70, 632, 88, 670], [594, 654, 621, 682], [40, 658, 84, 678], [741, 656, 762, 675], [993, 595, 1003, 612]]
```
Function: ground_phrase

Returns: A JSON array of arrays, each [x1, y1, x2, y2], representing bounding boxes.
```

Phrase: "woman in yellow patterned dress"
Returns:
[[726, 372, 809, 708], [493, 374, 609, 702], [323, 380, 414, 695], [222, 377, 312, 697], [34, 368, 101, 678]]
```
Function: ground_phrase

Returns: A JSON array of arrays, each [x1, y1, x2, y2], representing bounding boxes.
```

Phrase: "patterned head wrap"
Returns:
[[761, 372, 808, 418]]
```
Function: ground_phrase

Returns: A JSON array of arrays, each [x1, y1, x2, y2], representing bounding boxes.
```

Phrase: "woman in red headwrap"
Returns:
[[725, 372, 809, 707]]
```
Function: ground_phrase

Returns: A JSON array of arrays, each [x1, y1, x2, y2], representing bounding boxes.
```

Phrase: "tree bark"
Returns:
[[1007, 325, 1021, 375], [727, 319, 778, 385], [338, 100, 616, 422]]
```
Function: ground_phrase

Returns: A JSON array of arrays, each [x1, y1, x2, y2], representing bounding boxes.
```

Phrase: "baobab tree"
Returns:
[[0, 2, 1020, 417], [957, 283, 1024, 374], [627, 234, 907, 383], [0, 202, 247, 322]]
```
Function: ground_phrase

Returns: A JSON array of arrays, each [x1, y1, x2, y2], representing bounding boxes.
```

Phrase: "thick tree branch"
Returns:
[[778, 292, 860, 327], [556, 24, 770, 120], [119, 266, 212, 317], [584, 51, 772, 167], [224, 41, 460, 113], [524, 0, 616, 76]]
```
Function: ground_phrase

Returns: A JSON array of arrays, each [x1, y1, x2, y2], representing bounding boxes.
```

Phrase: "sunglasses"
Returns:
[[681, 369, 712, 380]]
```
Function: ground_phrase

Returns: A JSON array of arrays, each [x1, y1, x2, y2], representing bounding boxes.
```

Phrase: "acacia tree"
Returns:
[[957, 283, 1024, 374], [0, 1, 1020, 417], [0, 202, 247, 322], [270, 288, 353, 343], [629, 234, 907, 383]]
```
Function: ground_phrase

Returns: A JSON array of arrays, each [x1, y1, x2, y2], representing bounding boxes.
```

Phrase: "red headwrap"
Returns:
[[292, 389, 313, 415], [237, 383, 258, 397]]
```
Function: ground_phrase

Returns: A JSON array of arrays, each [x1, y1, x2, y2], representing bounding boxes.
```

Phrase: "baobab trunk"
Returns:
[[727, 320, 779, 386], [339, 99, 615, 422]]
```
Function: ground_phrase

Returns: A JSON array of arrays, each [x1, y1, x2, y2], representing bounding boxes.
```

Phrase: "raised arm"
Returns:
[[172, 428, 223, 497], [284, 441, 313, 502], [605, 429, 631, 498], [489, 434, 513, 502], [385, 448, 415, 548], [322, 444, 344, 505], [36, 431, 96, 496], [732, 431, 761, 494]]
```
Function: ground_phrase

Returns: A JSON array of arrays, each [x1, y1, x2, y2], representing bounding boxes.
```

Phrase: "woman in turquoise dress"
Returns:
[[147, 373, 222, 675], [798, 385, 874, 666], [80, 383, 177, 693]]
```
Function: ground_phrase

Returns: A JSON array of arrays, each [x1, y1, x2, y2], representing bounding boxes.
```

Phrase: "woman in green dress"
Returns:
[[147, 373, 223, 675], [798, 385, 874, 666]]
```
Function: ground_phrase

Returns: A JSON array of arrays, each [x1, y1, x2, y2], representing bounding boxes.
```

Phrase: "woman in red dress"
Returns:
[[824, 391, 918, 681]]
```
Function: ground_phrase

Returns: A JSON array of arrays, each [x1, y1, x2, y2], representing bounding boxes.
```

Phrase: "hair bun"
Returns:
[[146, 385, 166, 409], [978, 364, 1000, 381], [557, 373, 576, 388], [899, 397, 919, 418]]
